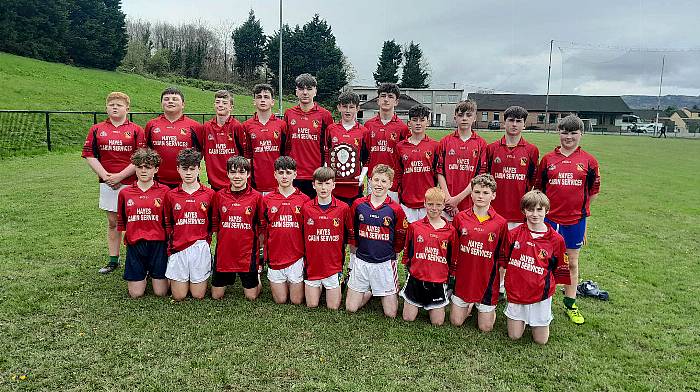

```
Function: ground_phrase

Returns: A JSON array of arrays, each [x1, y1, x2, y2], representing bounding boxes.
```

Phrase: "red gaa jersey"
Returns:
[[262, 188, 310, 269], [452, 207, 510, 306], [363, 114, 409, 192], [200, 116, 247, 191], [535, 147, 601, 225], [163, 184, 215, 253], [437, 131, 488, 211], [325, 122, 369, 198], [349, 195, 408, 263], [211, 186, 265, 273], [144, 115, 202, 187], [486, 136, 539, 222], [505, 224, 568, 304], [284, 103, 334, 180], [302, 197, 352, 280], [82, 119, 145, 184], [401, 217, 457, 284], [395, 136, 440, 208], [243, 113, 288, 192], [117, 182, 168, 245]]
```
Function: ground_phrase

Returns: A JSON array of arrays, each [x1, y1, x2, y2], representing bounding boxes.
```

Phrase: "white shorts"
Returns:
[[347, 256, 398, 296], [165, 240, 212, 283], [401, 204, 427, 223], [99, 183, 127, 212], [267, 257, 304, 284], [451, 294, 497, 313], [348, 252, 357, 271], [507, 222, 524, 230], [305, 272, 342, 289], [504, 297, 553, 327]]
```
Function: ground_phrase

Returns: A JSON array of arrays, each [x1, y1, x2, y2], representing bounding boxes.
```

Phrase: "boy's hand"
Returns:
[[104, 173, 122, 188], [445, 197, 459, 213], [349, 245, 357, 253]]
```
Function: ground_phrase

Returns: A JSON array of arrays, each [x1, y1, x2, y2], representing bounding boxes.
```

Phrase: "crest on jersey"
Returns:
[[513, 240, 520, 249], [461, 227, 468, 235], [295, 205, 302, 214], [174, 203, 182, 211], [180, 128, 188, 135], [358, 214, 365, 222], [402, 217, 409, 229], [290, 119, 297, 126], [127, 199, 134, 207], [548, 164, 556, 171], [250, 133, 257, 139], [227, 133, 233, 141], [538, 249, 548, 260], [222, 206, 227, 213], [402, 154, 409, 161], [333, 218, 340, 227], [449, 149, 456, 156], [488, 232, 495, 242], [124, 131, 132, 138], [371, 131, 376, 138], [307, 218, 314, 225], [383, 216, 392, 226], [425, 151, 432, 159], [312, 120, 320, 129], [563, 253, 569, 265], [494, 156, 501, 164], [154, 198, 162, 208], [200, 202, 208, 211], [417, 235, 424, 243], [576, 163, 585, 172], [520, 157, 528, 166], [390, 132, 397, 141], [441, 240, 448, 250], [245, 206, 252, 215], [99, 131, 107, 137], [208, 134, 214, 141], [273, 131, 279, 139], [153, 128, 161, 133], [270, 206, 278, 214], [354, 138, 359, 146], [332, 136, 339, 143], [472, 149, 478, 158]]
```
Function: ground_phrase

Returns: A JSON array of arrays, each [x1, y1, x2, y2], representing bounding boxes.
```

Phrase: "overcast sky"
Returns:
[[122, 0, 700, 96]]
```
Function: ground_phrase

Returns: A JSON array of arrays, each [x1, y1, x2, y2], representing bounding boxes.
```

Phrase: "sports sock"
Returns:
[[563, 296, 576, 309], [109, 255, 119, 265]]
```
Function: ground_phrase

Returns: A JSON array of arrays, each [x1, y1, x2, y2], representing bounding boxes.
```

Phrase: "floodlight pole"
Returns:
[[278, 0, 284, 116], [655, 55, 665, 136], [544, 39, 553, 133]]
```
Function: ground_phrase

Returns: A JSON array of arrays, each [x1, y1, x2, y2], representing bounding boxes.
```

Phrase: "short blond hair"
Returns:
[[520, 190, 550, 212], [106, 92, 130, 106], [424, 187, 446, 204], [471, 173, 497, 193], [371, 164, 395, 181]]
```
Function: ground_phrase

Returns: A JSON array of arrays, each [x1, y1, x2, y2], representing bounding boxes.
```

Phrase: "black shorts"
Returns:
[[293, 179, 316, 199], [211, 271, 259, 289], [399, 275, 449, 310], [124, 240, 168, 281]]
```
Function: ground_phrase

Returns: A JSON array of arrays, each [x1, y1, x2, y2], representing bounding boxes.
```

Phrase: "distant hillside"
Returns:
[[622, 95, 700, 110]]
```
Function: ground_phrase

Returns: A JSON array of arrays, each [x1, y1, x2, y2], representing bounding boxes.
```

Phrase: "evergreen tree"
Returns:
[[0, 0, 70, 63], [373, 40, 402, 85], [400, 41, 429, 89], [232, 10, 266, 81]]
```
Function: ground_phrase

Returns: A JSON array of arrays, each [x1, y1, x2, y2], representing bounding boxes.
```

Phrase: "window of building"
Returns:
[[537, 114, 545, 123], [448, 94, 460, 103], [549, 113, 558, 123], [493, 112, 500, 121], [436, 95, 448, 104], [359, 94, 368, 101], [423, 95, 432, 104], [357, 110, 363, 119], [482, 112, 488, 122]]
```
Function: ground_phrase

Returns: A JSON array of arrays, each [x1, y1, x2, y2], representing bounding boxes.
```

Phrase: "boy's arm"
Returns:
[[393, 150, 404, 195], [476, 141, 488, 175], [392, 205, 408, 253], [587, 156, 601, 199], [210, 193, 220, 233], [496, 221, 510, 269], [163, 192, 174, 238], [526, 145, 540, 190], [534, 156, 547, 191], [234, 123, 248, 158], [449, 218, 460, 277], [116, 190, 127, 232], [281, 122, 291, 156], [347, 201, 358, 250], [400, 224, 414, 265]]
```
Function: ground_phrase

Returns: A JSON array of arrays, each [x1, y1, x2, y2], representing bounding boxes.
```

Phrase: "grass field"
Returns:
[[1, 131, 698, 391]]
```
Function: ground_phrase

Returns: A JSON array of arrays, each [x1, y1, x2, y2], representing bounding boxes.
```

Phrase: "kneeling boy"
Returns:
[[400, 187, 457, 326]]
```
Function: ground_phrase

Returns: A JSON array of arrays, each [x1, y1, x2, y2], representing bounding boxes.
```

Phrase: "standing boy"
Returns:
[[535, 114, 600, 325], [450, 174, 510, 332], [284, 73, 334, 198], [83, 92, 144, 274], [210, 156, 265, 300], [400, 187, 457, 326], [346, 164, 408, 318], [262, 156, 310, 305], [395, 104, 439, 223], [325, 91, 369, 206], [144, 87, 202, 188], [243, 84, 288, 194], [505, 190, 568, 345], [363, 83, 409, 202], [163, 148, 215, 301], [302, 167, 352, 310], [437, 100, 488, 218], [117, 148, 169, 298], [200, 90, 247, 191]]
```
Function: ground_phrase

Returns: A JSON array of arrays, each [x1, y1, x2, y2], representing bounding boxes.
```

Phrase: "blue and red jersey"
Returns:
[[349, 195, 408, 263]]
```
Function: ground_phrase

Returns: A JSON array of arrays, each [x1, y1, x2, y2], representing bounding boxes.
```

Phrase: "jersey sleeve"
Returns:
[[234, 122, 249, 158], [448, 226, 458, 271], [553, 235, 570, 285], [82, 125, 98, 159], [163, 191, 175, 238], [281, 121, 291, 156], [117, 189, 127, 232], [436, 140, 446, 176], [496, 220, 510, 269], [144, 120, 155, 148], [347, 200, 360, 247], [449, 216, 461, 276], [191, 123, 203, 151], [534, 155, 548, 191], [210, 193, 220, 233], [392, 204, 408, 253], [242, 123, 253, 160], [476, 139, 488, 174], [401, 224, 415, 266], [587, 155, 601, 196], [527, 144, 540, 190], [359, 126, 370, 165]]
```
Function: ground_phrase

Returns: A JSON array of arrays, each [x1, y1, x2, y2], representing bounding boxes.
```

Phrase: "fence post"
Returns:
[[45, 112, 52, 152], [93, 112, 98, 124]]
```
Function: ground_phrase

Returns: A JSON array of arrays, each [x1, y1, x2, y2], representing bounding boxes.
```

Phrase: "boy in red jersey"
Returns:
[[210, 156, 265, 300], [200, 90, 247, 191], [302, 167, 352, 310], [363, 83, 409, 202], [505, 190, 567, 345], [346, 164, 408, 318], [284, 73, 334, 198], [450, 174, 510, 332], [262, 156, 310, 305], [144, 87, 202, 188], [535, 114, 600, 325], [486, 106, 540, 299], [83, 92, 145, 274], [437, 100, 488, 219], [395, 104, 439, 223], [400, 187, 457, 326], [163, 149, 215, 301], [325, 91, 369, 206], [243, 84, 288, 195], [117, 148, 169, 298]]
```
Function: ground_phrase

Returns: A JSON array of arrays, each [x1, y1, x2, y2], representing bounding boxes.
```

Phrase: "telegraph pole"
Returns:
[[544, 39, 553, 133]]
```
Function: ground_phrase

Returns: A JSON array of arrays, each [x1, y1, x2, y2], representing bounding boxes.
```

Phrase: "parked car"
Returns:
[[639, 123, 664, 133], [488, 120, 500, 130]]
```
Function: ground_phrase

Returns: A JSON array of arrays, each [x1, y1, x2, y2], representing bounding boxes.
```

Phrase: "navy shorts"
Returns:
[[545, 217, 587, 250], [211, 271, 259, 289], [124, 240, 168, 281]]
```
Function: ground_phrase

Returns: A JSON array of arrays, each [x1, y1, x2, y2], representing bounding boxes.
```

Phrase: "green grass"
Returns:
[[0, 52, 295, 156], [1, 132, 699, 391]]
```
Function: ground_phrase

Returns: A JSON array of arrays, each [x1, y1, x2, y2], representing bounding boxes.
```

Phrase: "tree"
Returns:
[[0, 0, 70, 63], [232, 10, 266, 81], [400, 41, 429, 89], [373, 40, 402, 85], [66, 0, 128, 70]]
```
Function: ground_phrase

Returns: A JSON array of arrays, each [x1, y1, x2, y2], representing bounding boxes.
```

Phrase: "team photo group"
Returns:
[[82, 73, 600, 345]]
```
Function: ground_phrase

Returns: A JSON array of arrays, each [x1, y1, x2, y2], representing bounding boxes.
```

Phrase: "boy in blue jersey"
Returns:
[[346, 164, 408, 318]]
